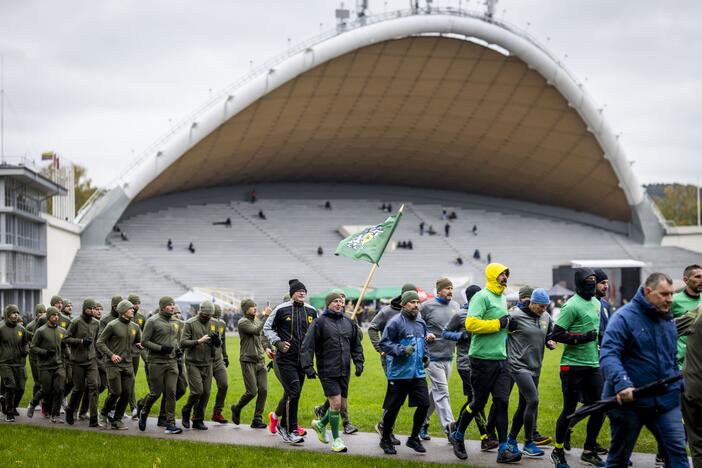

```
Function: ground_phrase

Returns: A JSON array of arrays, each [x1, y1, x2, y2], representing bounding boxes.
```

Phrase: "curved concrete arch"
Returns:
[[80, 10, 664, 246]]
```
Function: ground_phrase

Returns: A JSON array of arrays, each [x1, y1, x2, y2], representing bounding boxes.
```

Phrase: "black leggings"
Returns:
[[555, 366, 605, 451], [275, 362, 305, 432], [509, 372, 540, 442], [456, 358, 511, 443]]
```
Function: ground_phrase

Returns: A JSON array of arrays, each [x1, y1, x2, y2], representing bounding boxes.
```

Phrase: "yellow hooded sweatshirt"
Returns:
[[464, 263, 510, 359]]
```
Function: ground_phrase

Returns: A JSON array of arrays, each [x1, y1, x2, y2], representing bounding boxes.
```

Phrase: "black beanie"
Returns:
[[464, 285, 481, 305], [288, 278, 307, 296], [594, 268, 608, 284]]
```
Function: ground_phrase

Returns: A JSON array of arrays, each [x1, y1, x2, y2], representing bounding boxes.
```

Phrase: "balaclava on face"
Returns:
[[574, 267, 597, 300]]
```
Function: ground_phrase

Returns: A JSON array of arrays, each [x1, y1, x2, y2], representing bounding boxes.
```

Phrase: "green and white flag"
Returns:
[[335, 211, 403, 265]]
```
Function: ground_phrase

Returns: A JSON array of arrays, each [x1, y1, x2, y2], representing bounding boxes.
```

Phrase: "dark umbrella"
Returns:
[[567, 374, 683, 426]]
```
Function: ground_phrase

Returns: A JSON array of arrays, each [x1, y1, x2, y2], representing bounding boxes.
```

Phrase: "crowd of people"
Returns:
[[0, 264, 701, 467]]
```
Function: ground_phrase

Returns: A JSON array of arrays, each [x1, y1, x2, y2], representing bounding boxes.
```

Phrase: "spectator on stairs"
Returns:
[[258, 210, 266, 220], [188, 243, 196, 254], [167, 239, 173, 251]]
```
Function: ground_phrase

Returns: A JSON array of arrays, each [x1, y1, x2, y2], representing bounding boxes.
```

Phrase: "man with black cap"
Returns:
[[378, 290, 430, 455], [0, 305, 29, 421], [211, 303, 229, 424], [369, 283, 417, 445], [550, 268, 605, 468], [594, 269, 611, 340], [442, 285, 493, 450], [180, 300, 219, 431], [127, 294, 146, 419], [138, 296, 183, 434], [263, 279, 317, 444], [97, 299, 142, 430], [304, 291, 364, 453], [30, 306, 66, 423], [450, 263, 520, 464], [232, 299, 271, 428], [63, 299, 100, 426], [420, 277, 458, 439]]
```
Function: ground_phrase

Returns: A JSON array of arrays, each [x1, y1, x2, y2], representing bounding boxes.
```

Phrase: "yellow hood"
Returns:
[[485, 263, 509, 295]]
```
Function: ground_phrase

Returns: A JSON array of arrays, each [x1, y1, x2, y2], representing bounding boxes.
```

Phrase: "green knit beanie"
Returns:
[[46, 306, 60, 318], [240, 299, 255, 315], [35, 303, 46, 316], [518, 285, 534, 300], [159, 296, 175, 311], [4, 304, 19, 317], [199, 301, 214, 316], [50, 295, 63, 306], [401, 283, 418, 294], [111, 295, 123, 310], [401, 290, 420, 306], [127, 294, 141, 305], [214, 304, 222, 318], [117, 300, 134, 315], [325, 291, 343, 307], [82, 298, 97, 312], [436, 277, 453, 292]]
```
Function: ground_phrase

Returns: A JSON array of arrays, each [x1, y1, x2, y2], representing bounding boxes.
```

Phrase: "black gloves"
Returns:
[[44, 349, 56, 357], [82, 336, 93, 346], [498, 315, 510, 329], [580, 330, 598, 344], [160, 345, 174, 355], [422, 355, 430, 368], [208, 333, 222, 348], [305, 369, 317, 380], [355, 366, 363, 377], [223, 356, 229, 368]]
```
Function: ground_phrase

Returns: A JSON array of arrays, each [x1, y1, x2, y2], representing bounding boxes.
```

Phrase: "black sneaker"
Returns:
[[580, 451, 605, 467], [449, 432, 468, 460], [481, 436, 499, 451], [593, 443, 609, 455], [343, 422, 358, 434], [181, 408, 190, 429], [375, 422, 400, 446], [65, 408, 74, 425], [250, 419, 267, 429], [192, 420, 208, 430], [406, 436, 426, 453], [164, 424, 183, 434], [230, 404, 241, 425], [138, 413, 147, 432], [655, 453, 664, 466], [551, 449, 570, 468], [379, 438, 397, 455]]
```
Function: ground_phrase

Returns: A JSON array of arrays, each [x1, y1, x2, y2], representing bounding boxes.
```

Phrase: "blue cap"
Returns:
[[531, 288, 550, 305]]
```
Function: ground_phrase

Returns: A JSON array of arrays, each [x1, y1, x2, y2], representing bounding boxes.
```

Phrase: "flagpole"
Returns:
[[351, 204, 404, 320]]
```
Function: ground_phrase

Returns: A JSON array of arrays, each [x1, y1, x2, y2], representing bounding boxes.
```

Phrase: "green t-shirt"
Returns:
[[467, 289, 508, 360], [672, 290, 701, 369], [556, 294, 601, 367]]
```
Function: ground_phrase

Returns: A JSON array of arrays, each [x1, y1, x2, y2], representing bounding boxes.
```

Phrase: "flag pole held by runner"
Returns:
[[335, 204, 405, 320]]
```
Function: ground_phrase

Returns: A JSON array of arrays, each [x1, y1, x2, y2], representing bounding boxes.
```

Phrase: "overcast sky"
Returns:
[[1, 0, 700, 188]]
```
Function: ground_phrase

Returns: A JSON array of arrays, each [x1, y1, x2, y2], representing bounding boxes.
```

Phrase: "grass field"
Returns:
[[13, 335, 657, 454]]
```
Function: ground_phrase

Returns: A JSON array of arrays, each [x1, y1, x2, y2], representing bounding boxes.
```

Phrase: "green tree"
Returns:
[[651, 184, 699, 226], [74, 164, 99, 213]]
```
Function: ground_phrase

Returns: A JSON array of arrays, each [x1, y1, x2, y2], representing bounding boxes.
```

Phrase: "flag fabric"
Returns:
[[335, 211, 402, 264], [41, 151, 55, 161]]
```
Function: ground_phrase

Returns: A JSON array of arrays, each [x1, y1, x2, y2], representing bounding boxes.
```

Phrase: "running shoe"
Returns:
[[418, 423, 431, 440], [111, 419, 128, 430], [507, 435, 520, 454], [375, 422, 400, 445], [4, 414, 15, 422], [164, 425, 183, 434], [655, 453, 665, 466], [26, 404, 35, 418], [551, 449, 570, 468], [268, 411, 278, 434], [406, 436, 426, 453], [311, 419, 329, 444], [294, 426, 307, 437], [276, 422, 291, 442], [138, 413, 147, 431], [331, 437, 348, 453], [580, 451, 605, 467], [533, 433, 552, 446], [379, 438, 397, 455], [481, 435, 499, 451], [343, 422, 358, 434], [496, 442, 522, 464], [522, 441, 544, 457], [98, 413, 108, 429], [251, 419, 267, 429], [593, 443, 609, 455], [449, 432, 468, 460]]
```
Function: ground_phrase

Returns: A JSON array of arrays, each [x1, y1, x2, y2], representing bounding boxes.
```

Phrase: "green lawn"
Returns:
[[16, 336, 657, 453], [0, 425, 466, 468]]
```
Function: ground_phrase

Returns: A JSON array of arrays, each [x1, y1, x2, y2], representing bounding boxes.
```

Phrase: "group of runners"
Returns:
[[0, 264, 701, 467]]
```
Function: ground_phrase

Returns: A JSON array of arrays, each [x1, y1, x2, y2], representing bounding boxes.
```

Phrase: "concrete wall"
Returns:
[[663, 226, 702, 253], [42, 213, 81, 303]]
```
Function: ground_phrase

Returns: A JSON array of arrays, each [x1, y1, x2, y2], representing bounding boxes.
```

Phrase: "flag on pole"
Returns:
[[335, 210, 403, 265], [41, 151, 55, 161]]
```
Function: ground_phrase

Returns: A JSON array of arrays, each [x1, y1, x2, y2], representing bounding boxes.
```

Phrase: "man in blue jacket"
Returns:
[[378, 290, 430, 455], [600, 273, 688, 468]]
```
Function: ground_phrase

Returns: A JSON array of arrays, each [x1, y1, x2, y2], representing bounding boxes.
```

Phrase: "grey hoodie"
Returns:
[[507, 304, 553, 375], [420, 297, 459, 361]]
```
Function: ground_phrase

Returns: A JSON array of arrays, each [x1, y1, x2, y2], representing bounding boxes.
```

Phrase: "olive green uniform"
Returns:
[[98, 309, 119, 393], [234, 314, 268, 420], [58, 313, 73, 399], [140, 311, 180, 424], [181, 316, 217, 422], [64, 314, 99, 421], [30, 323, 67, 416], [212, 316, 229, 414], [25, 313, 43, 400], [97, 317, 141, 422], [156, 317, 187, 425], [129, 309, 147, 412], [0, 320, 29, 414]]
